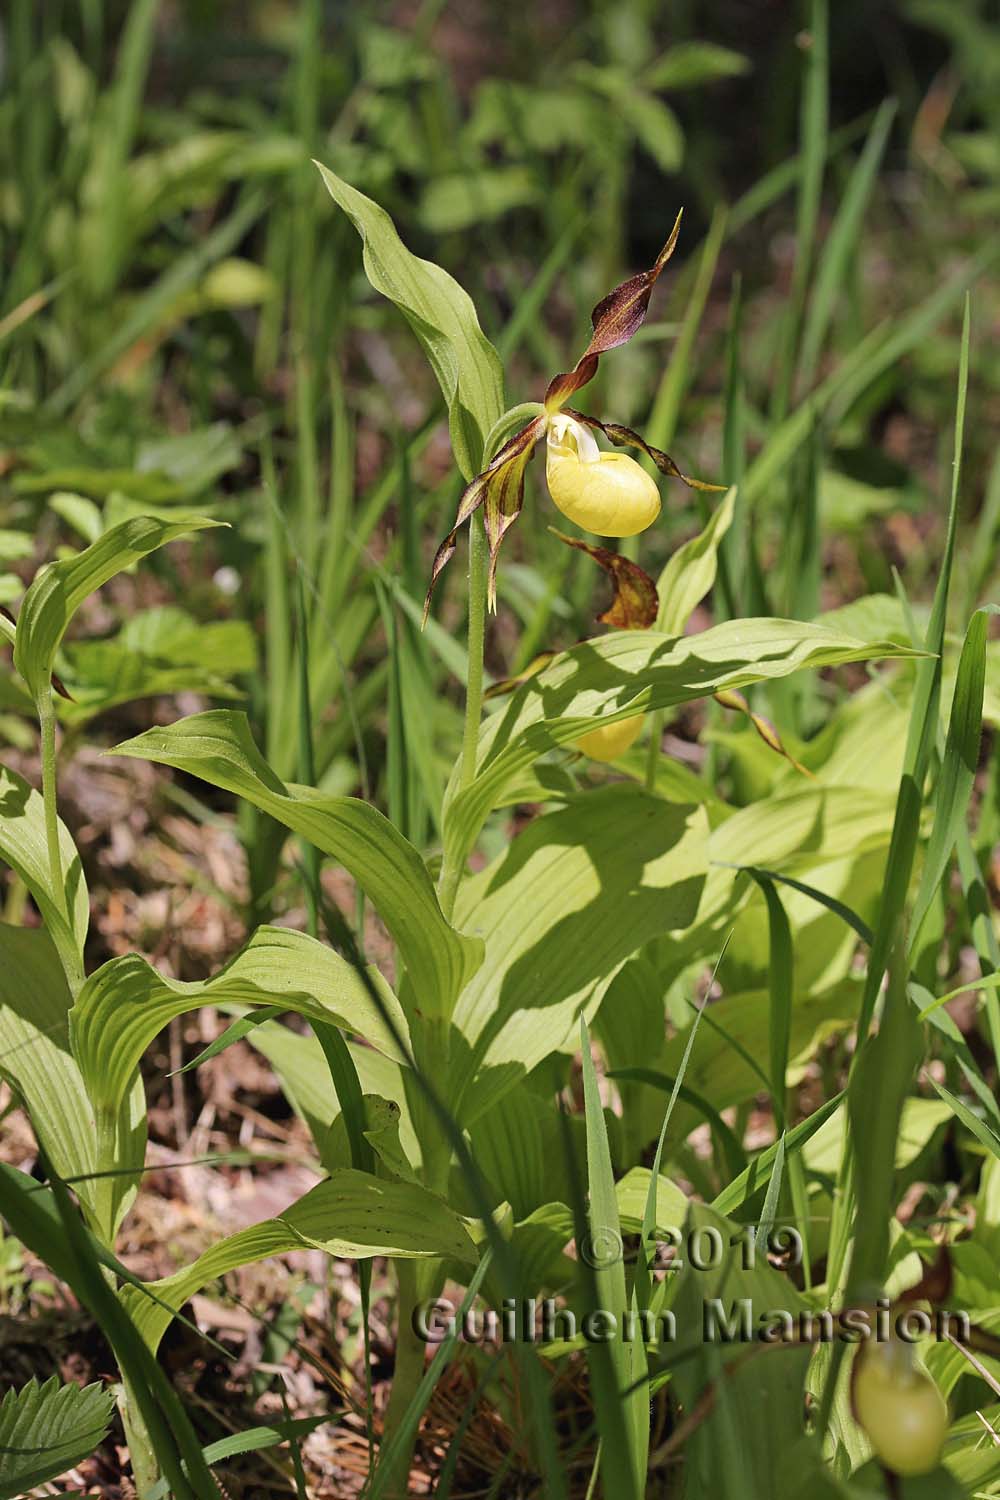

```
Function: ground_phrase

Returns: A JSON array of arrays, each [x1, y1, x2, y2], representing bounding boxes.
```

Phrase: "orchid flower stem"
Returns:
[[438, 518, 488, 922], [459, 513, 488, 794], [439, 403, 546, 922]]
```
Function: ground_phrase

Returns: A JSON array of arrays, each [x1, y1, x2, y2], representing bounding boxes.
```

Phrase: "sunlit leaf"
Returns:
[[451, 784, 708, 1122], [0, 763, 87, 987], [71, 925, 411, 1144], [442, 618, 920, 877], [120, 1171, 478, 1354], [0, 924, 144, 1242], [113, 711, 483, 1022], [315, 163, 504, 480], [13, 514, 220, 700]]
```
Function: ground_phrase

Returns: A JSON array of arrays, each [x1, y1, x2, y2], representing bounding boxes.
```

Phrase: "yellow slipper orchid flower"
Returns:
[[545, 413, 661, 536], [423, 210, 722, 621]]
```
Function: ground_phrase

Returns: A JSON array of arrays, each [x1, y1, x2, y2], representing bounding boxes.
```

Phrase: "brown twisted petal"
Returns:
[[563, 408, 726, 493], [422, 414, 547, 624], [713, 689, 814, 778], [483, 651, 558, 701], [543, 210, 684, 413], [548, 528, 658, 630]]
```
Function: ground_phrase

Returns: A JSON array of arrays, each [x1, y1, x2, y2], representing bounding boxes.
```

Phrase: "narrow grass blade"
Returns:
[[772, 0, 828, 420], [910, 607, 994, 949], [859, 294, 971, 1040], [579, 1015, 645, 1495], [755, 1132, 786, 1254], [710, 1091, 845, 1217], [717, 863, 874, 945], [927, 1076, 1000, 1163], [749, 874, 793, 1128], [796, 97, 897, 390]]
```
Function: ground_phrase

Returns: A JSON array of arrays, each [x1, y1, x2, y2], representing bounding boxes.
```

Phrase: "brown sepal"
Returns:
[[714, 689, 814, 778], [422, 415, 546, 624], [483, 652, 558, 701], [899, 1244, 953, 1308], [565, 408, 725, 493], [543, 211, 684, 412], [549, 528, 658, 630]]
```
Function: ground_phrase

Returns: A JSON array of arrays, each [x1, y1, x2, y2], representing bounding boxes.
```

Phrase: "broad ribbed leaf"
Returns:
[[0, 925, 144, 1242], [12, 514, 220, 700], [71, 925, 411, 1139], [0, 1377, 115, 1499], [614, 1167, 692, 1235], [642, 783, 895, 1010], [441, 618, 918, 875], [315, 163, 503, 480], [112, 711, 483, 1022], [655, 485, 736, 634], [451, 784, 707, 1122], [0, 765, 87, 987], [121, 1170, 478, 1353]]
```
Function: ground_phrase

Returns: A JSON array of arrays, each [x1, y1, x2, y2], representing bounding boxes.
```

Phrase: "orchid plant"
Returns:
[[0, 158, 993, 1500], [423, 208, 722, 619]]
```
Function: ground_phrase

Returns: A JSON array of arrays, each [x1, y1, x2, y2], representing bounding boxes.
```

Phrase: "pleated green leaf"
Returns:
[[452, 784, 708, 1122], [0, 924, 144, 1242], [112, 710, 483, 1022], [120, 1170, 479, 1354], [0, 764, 88, 987], [12, 514, 221, 700], [71, 925, 411, 1141], [655, 484, 737, 635], [315, 163, 504, 480], [442, 617, 919, 874]]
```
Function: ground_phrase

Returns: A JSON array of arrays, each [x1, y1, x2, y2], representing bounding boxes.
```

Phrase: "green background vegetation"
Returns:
[[1, 1, 999, 1496]]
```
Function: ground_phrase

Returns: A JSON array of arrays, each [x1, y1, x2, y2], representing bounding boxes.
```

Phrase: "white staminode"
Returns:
[[546, 411, 601, 463]]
